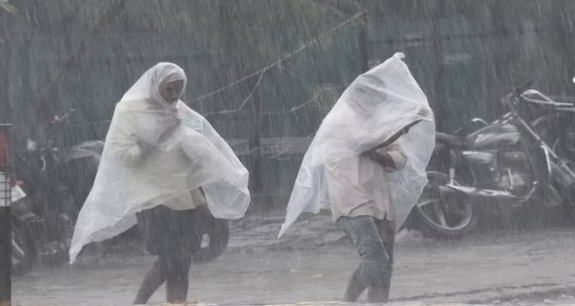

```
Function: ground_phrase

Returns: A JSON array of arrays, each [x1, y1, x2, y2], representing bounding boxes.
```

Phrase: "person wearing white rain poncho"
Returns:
[[278, 53, 435, 303], [68, 63, 250, 304]]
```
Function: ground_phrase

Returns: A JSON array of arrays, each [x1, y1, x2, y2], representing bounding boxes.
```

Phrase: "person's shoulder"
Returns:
[[175, 100, 195, 113], [117, 99, 155, 112], [176, 101, 207, 122]]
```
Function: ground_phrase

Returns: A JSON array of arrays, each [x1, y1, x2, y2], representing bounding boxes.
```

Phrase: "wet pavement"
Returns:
[[11, 216, 575, 306]]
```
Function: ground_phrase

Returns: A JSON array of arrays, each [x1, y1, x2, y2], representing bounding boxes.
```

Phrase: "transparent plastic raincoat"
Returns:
[[69, 63, 250, 263], [279, 53, 435, 238]]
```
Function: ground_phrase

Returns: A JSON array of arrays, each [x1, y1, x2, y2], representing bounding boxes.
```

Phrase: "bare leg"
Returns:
[[133, 258, 167, 305], [165, 253, 193, 303]]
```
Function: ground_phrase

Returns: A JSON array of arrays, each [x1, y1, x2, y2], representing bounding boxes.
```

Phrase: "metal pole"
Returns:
[[0, 124, 12, 306], [0, 1, 12, 304]]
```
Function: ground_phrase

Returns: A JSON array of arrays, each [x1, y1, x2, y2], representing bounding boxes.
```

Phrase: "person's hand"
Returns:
[[416, 106, 429, 117], [157, 113, 182, 137], [163, 112, 182, 128], [174, 113, 183, 124]]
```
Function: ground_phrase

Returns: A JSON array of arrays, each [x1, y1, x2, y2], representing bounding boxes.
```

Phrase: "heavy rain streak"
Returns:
[[1, 1, 575, 306]]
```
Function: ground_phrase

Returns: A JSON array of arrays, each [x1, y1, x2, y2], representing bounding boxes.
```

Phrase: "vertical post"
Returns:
[[0, 124, 11, 306], [0, 0, 12, 303]]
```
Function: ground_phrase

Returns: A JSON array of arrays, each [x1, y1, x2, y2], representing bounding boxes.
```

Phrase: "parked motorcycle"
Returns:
[[11, 109, 102, 275], [518, 90, 575, 164], [407, 84, 575, 240], [10, 180, 35, 276]]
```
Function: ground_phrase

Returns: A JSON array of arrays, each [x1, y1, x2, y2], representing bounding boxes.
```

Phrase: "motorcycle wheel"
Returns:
[[11, 218, 37, 276], [413, 171, 478, 240], [191, 206, 230, 264]]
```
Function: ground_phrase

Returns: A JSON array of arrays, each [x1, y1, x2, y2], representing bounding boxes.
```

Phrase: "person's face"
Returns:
[[159, 79, 185, 104]]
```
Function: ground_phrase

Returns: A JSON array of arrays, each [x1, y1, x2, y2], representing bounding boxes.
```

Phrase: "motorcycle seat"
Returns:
[[435, 132, 475, 149]]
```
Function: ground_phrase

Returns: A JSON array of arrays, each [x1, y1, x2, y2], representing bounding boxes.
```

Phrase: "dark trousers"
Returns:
[[337, 215, 395, 303]]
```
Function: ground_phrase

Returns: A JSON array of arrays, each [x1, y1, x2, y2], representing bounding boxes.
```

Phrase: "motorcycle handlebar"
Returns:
[[513, 80, 534, 96], [500, 80, 534, 112]]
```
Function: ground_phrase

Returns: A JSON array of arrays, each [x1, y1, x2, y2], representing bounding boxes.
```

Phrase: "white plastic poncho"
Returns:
[[278, 53, 435, 238], [69, 63, 250, 263]]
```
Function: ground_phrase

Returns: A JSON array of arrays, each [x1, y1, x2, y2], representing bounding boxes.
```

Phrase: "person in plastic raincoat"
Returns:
[[116, 64, 203, 304], [278, 53, 435, 303], [69, 62, 251, 305], [330, 140, 408, 303]]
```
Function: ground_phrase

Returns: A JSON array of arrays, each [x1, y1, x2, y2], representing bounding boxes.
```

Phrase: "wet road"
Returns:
[[12, 227, 575, 306]]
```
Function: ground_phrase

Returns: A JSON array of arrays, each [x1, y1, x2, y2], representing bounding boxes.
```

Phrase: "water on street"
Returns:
[[12, 217, 575, 306]]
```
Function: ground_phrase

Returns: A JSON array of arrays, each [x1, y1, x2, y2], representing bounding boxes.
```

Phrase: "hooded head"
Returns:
[[121, 62, 188, 106], [342, 73, 388, 120]]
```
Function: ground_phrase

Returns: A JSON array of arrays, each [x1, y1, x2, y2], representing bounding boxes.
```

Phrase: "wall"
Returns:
[[2, 0, 575, 212]]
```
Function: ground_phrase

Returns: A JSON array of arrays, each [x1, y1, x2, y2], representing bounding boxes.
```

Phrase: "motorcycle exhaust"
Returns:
[[439, 183, 538, 202], [550, 161, 575, 197]]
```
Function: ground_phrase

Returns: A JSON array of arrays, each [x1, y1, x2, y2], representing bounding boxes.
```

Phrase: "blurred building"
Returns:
[[1, 0, 574, 210]]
